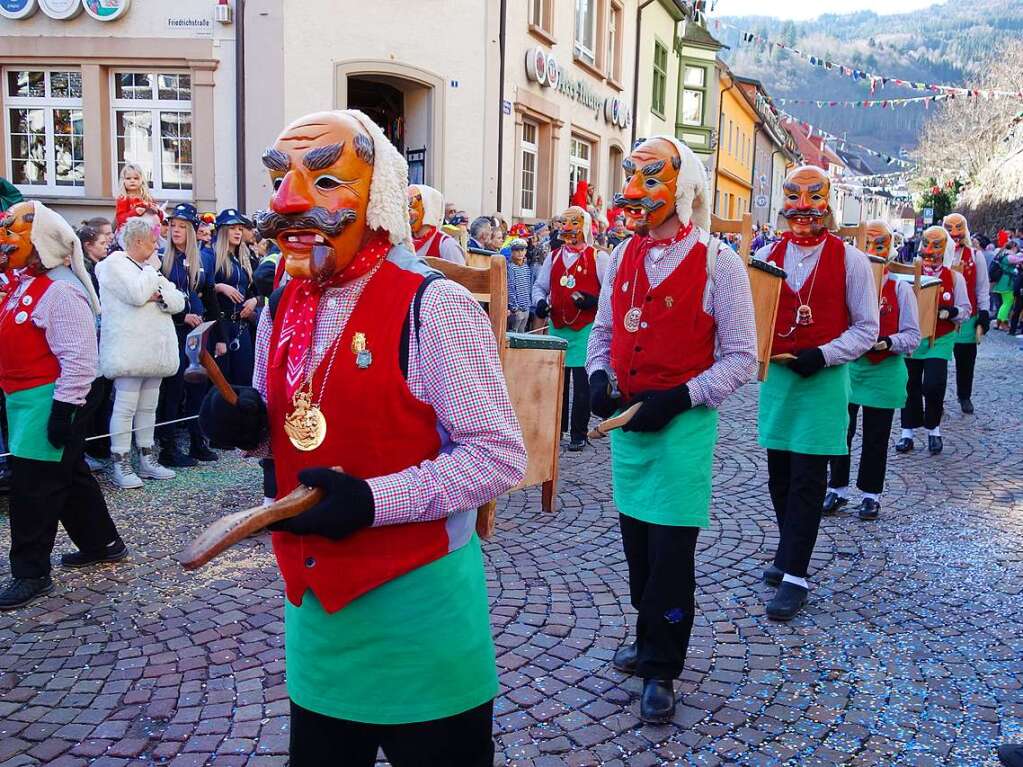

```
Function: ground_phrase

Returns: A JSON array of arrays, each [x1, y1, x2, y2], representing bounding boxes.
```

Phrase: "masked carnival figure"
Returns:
[[896, 225, 971, 457], [200, 110, 526, 766], [943, 213, 989, 414], [0, 202, 126, 611], [752, 165, 879, 621], [586, 136, 757, 722], [823, 220, 920, 521], [408, 183, 465, 265], [532, 205, 607, 451]]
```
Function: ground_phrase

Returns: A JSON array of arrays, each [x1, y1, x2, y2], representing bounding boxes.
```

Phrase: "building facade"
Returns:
[[0, 0, 237, 221], [736, 76, 798, 228], [714, 66, 757, 221], [631, 0, 683, 147], [675, 18, 721, 177]]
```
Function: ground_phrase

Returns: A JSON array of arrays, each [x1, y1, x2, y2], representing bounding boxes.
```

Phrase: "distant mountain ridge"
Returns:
[[713, 0, 1023, 170]]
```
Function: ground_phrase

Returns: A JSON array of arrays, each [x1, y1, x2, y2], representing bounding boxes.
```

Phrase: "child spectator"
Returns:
[[114, 163, 156, 231]]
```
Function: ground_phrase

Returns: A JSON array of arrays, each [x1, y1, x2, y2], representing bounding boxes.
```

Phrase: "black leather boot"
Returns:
[[763, 564, 783, 587], [640, 679, 675, 723], [895, 437, 914, 453], [0, 576, 54, 610], [159, 438, 197, 468], [612, 641, 637, 674], [822, 490, 848, 514], [928, 435, 943, 455], [766, 581, 809, 621], [189, 434, 218, 462]]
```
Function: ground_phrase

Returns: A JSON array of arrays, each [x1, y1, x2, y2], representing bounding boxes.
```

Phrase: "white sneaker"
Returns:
[[138, 448, 176, 480], [111, 453, 143, 489], [85, 455, 109, 473]]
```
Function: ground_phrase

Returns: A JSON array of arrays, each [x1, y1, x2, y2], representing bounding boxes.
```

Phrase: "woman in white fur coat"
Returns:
[[96, 217, 186, 489]]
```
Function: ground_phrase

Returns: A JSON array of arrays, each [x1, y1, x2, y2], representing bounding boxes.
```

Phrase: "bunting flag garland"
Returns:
[[775, 95, 950, 109], [708, 17, 1023, 100]]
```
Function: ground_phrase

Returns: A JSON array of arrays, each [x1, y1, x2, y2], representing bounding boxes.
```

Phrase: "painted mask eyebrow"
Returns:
[[641, 160, 666, 176], [261, 147, 291, 172], [303, 143, 345, 171], [622, 158, 637, 174]]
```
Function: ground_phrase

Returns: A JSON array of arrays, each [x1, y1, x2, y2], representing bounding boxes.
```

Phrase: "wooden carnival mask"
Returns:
[[942, 213, 968, 246], [407, 187, 425, 236], [864, 220, 893, 261], [616, 138, 680, 235], [0, 201, 37, 272], [920, 226, 948, 270], [561, 207, 588, 247], [780, 165, 832, 240], [256, 111, 375, 283]]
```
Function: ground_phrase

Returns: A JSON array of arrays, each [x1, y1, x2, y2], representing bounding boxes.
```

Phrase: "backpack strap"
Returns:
[[399, 272, 446, 378]]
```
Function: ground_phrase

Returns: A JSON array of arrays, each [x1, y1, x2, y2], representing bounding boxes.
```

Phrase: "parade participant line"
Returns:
[[0, 415, 199, 459]]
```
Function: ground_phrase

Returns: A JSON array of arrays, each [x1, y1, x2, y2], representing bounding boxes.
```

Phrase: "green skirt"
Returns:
[[610, 406, 718, 527], [954, 315, 979, 345], [849, 355, 908, 410], [912, 331, 955, 361], [548, 322, 593, 368], [4, 383, 63, 462], [284, 536, 497, 725], [758, 362, 850, 455]]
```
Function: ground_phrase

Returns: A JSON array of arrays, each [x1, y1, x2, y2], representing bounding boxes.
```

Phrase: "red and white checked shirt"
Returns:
[[253, 266, 527, 527]]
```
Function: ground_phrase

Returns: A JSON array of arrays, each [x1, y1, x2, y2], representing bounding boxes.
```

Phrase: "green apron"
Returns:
[[849, 355, 908, 410], [758, 362, 850, 455], [911, 331, 955, 361], [548, 322, 592, 368], [285, 535, 497, 725], [4, 383, 63, 462], [610, 406, 718, 528], [954, 314, 979, 345]]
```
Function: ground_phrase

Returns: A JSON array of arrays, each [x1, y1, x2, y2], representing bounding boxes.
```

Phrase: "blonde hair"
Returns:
[[162, 220, 202, 291], [119, 163, 153, 203], [214, 226, 254, 282]]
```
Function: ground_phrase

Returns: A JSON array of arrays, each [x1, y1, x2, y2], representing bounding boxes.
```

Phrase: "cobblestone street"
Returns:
[[1, 333, 1021, 767]]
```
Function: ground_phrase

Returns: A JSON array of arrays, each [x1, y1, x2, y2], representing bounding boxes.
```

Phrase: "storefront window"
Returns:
[[111, 71, 193, 197], [520, 121, 538, 218], [681, 66, 705, 127], [3, 68, 84, 194], [651, 41, 667, 117], [569, 136, 591, 199], [574, 0, 596, 66]]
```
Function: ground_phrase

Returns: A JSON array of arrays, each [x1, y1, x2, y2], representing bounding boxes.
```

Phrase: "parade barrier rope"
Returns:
[[0, 415, 199, 460]]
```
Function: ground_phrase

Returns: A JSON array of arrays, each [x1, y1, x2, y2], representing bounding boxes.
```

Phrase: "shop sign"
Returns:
[[0, 0, 38, 19], [525, 45, 630, 129], [38, 0, 81, 19], [167, 14, 211, 36], [754, 194, 768, 209], [84, 0, 130, 21]]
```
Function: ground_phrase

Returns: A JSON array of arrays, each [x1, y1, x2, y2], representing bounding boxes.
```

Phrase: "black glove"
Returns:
[[199, 385, 268, 451], [938, 305, 959, 321], [788, 347, 827, 378], [622, 384, 692, 433], [589, 370, 622, 419], [873, 336, 893, 352], [534, 298, 550, 319], [47, 400, 79, 449], [977, 309, 990, 334], [573, 291, 599, 310], [270, 468, 375, 539]]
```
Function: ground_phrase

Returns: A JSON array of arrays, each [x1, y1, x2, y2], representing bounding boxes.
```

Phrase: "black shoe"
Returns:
[[189, 438, 218, 462], [567, 438, 587, 452], [959, 398, 974, 414], [766, 581, 809, 621], [762, 564, 783, 588], [895, 437, 914, 453], [612, 642, 638, 674], [928, 435, 943, 455], [998, 744, 1023, 767], [639, 679, 675, 723], [857, 498, 881, 521], [0, 466, 10, 494], [822, 490, 848, 515], [0, 576, 54, 610], [61, 538, 128, 569], [159, 446, 198, 468]]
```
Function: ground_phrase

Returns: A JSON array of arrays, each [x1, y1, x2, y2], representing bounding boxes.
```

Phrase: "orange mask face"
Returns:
[[407, 188, 425, 235], [865, 221, 893, 260], [943, 213, 967, 246], [256, 112, 375, 282], [920, 226, 948, 268], [615, 138, 680, 235], [0, 202, 36, 272], [561, 207, 587, 247], [780, 165, 831, 239]]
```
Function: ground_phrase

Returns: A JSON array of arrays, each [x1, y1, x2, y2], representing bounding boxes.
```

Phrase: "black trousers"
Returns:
[[953, 343, 977, 401], [8, 381, 120, 578], [828, 404, 895, 495], [83, 376, 113, 460], [289, 699, 494, 767], [561, 366, 591, 441], [156, 326, 206, 444], [901, 358, 947, 430], [618, 514, 698, 680], [767, 450, 829, 579]]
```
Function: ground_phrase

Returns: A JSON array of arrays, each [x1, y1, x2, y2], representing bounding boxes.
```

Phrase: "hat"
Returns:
[[168, 202, 198, 227], [197, 211, 216, 226], [29, 201, 101, 315], [509, 238, 528, 250], [509, 223, 531, 238], [215, 208, 252, 229]]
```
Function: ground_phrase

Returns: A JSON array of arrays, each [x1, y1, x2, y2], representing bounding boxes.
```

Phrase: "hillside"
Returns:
[[714, 0, 1023, 169]]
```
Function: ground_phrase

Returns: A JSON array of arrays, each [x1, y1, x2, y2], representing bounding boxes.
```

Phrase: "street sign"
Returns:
[[754, 195, 768, 209]]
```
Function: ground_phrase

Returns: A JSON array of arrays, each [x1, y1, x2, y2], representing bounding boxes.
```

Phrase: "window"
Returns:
[[681, 89, 703, 127], [3, 68, 84, 195], [726, 118, 732, 155], [529, 0, 553, 36], [608, 145, 623, 204], [652, 41, 668, 117], [607, 2, 623, 82], [520, 121, 538, 218], [574, 0, 596, 66], [111, 71, 193, 197], [569, 136, 591, 198]]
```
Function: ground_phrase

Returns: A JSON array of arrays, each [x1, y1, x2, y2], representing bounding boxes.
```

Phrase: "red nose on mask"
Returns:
[[271, 174, 310, 215]]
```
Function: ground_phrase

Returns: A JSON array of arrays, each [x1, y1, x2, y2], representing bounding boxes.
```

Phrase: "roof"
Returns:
[[835, 148, 873, 176], [783, 121, 844, 172], [655, 0, 686, 22], [680, 18, 723, 50]]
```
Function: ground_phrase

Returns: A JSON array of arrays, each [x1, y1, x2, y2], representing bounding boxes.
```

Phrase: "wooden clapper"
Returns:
[[889, 258, 940, 343]]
